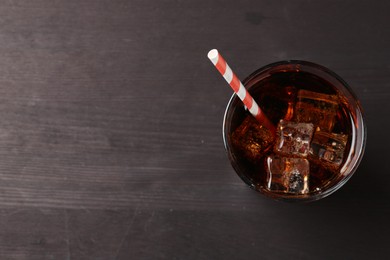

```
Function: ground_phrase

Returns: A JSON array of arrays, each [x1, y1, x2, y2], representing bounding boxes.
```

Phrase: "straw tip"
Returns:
[[207, 49, 219, 60]]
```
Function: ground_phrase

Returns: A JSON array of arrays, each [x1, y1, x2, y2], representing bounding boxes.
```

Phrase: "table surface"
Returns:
[[1, 1, 389, 259]]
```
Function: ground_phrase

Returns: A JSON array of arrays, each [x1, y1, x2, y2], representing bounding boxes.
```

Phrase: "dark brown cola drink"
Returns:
[[223, 61, 366, 202]]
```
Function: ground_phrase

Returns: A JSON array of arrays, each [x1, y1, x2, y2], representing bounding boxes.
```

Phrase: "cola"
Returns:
[[223, 61, 366, 201]]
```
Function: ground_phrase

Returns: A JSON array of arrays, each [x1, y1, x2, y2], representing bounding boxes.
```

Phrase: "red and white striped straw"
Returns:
[[207, 49, 275, 134]]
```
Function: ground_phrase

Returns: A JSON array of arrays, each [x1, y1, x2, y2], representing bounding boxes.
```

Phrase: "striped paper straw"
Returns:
[[207, 49, 275, 134]]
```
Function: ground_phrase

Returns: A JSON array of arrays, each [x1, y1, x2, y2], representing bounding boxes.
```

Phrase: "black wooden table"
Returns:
[[0, 1, 389, 259]]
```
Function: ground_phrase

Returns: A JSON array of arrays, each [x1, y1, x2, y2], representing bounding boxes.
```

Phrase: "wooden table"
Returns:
[[0, 1, 388, 259]]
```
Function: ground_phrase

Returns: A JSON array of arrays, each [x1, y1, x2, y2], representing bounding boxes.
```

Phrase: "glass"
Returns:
[[222, 61, 366, 202]]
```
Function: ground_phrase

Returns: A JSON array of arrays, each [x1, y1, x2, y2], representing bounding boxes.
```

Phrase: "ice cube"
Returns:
[[266, 155, 309, 194], [231, 115, 274, 163], [294, 89, 339, 132], [274, 120, 314, 157], [310, 131, 348, 168]]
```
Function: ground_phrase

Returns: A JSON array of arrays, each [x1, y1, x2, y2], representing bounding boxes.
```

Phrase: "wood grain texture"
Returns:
[[0, 0, 388, 259]]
